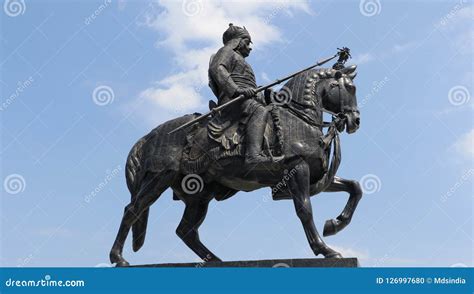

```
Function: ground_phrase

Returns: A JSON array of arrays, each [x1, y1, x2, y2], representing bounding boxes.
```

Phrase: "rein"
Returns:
[[280, 71, 347, 129], [283, 98, 345, 129]]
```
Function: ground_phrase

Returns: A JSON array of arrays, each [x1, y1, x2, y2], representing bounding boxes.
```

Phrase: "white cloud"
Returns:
[[261, 72, 271, 83], [352, 41, 416, 66], [454, 129, 474, 159], [391, 41, 416, 53], [136, 0, 311, 125], [438, 4, 473, 31], [351, 53, 374, 65], [437, 4, 473, 55]]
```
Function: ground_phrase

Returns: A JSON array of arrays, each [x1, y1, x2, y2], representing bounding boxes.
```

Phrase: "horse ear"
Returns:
[[348, 72, 357, 80], [342, 65, 357, 75]]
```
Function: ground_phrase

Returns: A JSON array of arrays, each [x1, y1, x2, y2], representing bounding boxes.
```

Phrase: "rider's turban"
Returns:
[[222, 23, 252, 45]]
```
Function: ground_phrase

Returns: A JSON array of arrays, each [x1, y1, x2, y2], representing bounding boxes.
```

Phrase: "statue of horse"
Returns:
[[110, 65, 362, 267]]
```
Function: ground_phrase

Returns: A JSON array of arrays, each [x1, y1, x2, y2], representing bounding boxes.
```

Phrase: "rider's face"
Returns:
[[239, 38, 252, 57]]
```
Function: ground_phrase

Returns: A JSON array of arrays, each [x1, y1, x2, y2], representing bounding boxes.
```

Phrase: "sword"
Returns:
[[168, 52, 342, 135]]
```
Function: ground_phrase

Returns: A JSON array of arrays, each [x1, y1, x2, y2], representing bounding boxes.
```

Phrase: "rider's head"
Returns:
[[223, 23, 252, 57], [236, 38, 252, 57]]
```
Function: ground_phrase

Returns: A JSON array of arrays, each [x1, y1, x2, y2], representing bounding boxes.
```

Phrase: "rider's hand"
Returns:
[[236, 87, 256, 98]]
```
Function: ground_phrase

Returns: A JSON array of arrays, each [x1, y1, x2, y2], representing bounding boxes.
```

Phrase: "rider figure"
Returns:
[[208, 24, 283, 164]]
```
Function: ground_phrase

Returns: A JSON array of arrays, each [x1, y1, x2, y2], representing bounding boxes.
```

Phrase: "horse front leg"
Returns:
[[289, 161, 342, 258], [323, 176, 363, 237]]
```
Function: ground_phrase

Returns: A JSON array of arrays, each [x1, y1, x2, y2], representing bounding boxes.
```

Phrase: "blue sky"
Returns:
[[1, 0, 472, 267]]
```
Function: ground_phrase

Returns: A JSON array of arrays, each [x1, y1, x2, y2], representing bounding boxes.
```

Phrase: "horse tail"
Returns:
[[125, 136, 149, 252]]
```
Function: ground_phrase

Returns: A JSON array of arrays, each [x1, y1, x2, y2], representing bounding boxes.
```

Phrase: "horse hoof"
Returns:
[[323, 219, 337, 237], [115, 261, 130, 267]]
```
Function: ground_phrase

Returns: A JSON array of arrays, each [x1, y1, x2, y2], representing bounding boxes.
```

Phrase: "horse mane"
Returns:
[[281, 65, 357, 124], [281, 68, 326, 124]]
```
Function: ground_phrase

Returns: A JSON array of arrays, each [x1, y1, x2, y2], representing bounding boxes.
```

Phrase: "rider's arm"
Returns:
[[208, 47, 239, 99], [215, 64, 239, 98]]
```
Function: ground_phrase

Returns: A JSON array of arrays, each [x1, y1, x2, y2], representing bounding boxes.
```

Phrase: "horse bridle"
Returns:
[[320, 76, 347, 128], [282, 73, 349, 129]]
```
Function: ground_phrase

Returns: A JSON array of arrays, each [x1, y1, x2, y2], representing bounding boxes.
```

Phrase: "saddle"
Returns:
[[180, 105, 281, 174]]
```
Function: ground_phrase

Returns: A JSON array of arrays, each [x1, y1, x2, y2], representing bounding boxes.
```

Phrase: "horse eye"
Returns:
[[330, 82, 338, 88], [346, 84, 356, 92]]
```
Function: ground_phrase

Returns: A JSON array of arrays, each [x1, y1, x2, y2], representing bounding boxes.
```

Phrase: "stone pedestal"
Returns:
[[133, 258, 359, 268]]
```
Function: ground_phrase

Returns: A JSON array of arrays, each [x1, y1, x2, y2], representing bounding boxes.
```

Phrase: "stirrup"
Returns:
[[245, 154, 272, 164], [271, 154, 284, 162], [245, 153, 284, 164]]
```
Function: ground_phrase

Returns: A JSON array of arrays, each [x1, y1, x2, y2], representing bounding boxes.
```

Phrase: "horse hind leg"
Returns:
[[110, 171, 172, 267], [323, 176, 363, 237], [176, 193, 221, 262]]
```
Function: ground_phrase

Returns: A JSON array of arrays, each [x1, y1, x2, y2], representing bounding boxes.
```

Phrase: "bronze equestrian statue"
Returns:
[[110, 24, 362, 267]]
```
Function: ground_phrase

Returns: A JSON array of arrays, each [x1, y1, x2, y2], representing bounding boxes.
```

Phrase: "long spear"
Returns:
[[168, 50, 344, 135]]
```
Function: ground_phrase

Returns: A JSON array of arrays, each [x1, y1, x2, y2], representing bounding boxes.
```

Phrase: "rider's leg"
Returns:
[[245, 106, 269, 164], [245, 106, 283, 164]]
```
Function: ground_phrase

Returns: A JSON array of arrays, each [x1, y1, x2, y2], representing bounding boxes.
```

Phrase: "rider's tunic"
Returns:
[[207, 45, 264, 147]]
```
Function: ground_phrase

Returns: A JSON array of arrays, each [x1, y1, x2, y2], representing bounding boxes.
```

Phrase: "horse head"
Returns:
[[312, 65, 360, 134]]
